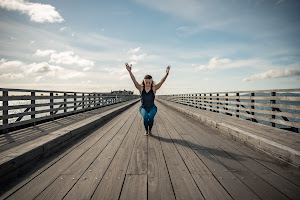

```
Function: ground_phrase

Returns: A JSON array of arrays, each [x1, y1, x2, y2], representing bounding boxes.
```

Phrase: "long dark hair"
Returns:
[[141, 75, 154, 88]]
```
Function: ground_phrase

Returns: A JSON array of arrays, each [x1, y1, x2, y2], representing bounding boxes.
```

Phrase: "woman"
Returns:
[[125, 63, 170, 136]]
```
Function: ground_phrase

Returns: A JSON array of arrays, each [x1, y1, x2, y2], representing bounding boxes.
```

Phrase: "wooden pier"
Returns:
[[1, 101, 299, 200]]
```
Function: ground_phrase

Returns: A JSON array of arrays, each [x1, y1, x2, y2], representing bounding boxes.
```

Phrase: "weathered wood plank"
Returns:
[[148, 125, 175, 200], [155, 112, 204, 200], [2, 100, 300, 200], [5, 105, 137, 200], [158, 108, 233, 200], [159, 102, 299, 200], [208, 148, 289, 200], [0, 125, 94, 198], [126, 116, 147, 175], [90, 109, 140, 200], [118, 118, 148, 199], [169, 101, 300, 183], [37, 107, 138, 200], [119, 175, 147, 200], [0, 101, 135, 151], [157, 102, 259, 200]]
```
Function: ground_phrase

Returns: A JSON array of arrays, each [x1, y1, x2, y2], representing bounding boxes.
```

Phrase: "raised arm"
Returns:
[[125, 63, 142, 91], [155, 65, 170, 91]]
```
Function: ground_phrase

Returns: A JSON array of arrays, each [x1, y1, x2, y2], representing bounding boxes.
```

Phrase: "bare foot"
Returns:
[[144, 130, 148, 136]]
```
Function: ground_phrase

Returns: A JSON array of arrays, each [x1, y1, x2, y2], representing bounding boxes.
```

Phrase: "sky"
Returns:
[[0, 0, 299, 95]]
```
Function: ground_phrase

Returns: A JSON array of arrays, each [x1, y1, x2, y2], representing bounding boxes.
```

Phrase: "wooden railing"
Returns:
[[0, 88, 139, 133], [158, 89, 300, 132]]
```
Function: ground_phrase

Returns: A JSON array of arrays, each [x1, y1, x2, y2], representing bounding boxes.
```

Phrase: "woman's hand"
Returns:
[[166, 65, 171, 75], [125, 63, 132, 72]]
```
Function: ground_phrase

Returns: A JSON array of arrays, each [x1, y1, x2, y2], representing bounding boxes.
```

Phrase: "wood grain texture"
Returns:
[[2, 101, 300, 200]]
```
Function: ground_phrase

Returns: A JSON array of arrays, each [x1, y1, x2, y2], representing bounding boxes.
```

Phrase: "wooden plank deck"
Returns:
[[1, 102, 300, 200]]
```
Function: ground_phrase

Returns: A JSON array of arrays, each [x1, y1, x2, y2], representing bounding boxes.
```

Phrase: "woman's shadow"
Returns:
[[150, 132, 247, 173]]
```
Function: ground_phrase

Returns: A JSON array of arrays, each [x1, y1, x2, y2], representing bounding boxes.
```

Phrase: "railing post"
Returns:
[[204, 94, 206, 110], [271, 92, 276, 127], [96, 94, 99, 106], [225, 93, 228, 115], [216, 93, 219, 113], [191, 94, 195, 107], [210, 94, 212, 112], [64, 93, 67, 113], [31, 92, 36, 126], [197, 94, 200, 109], [179, 94, 182, 105], [236, 93, 239, 118], [50, 92, 54, 120], [198, 94, 202, 109], [74, 92, 77, 111], [99, 94, 101, 105], [82, 93, 85, 109], [100, 94, 103, 106], [3, 90, 8, 133], [251, 92, 255, 122]]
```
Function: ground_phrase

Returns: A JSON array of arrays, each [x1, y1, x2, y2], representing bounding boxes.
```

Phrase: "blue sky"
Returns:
[[0, 0, 299, 94]]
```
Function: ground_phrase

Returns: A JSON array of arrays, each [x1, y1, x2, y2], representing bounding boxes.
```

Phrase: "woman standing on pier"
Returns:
[[125, 63, 170, 136]]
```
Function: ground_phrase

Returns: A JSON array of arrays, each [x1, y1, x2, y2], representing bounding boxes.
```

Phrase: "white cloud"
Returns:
[[35, 76, 44, 82], [126, 47, 147, 65], [104, 66, 127, 75], [243, 69, 300, 81], [81, 80, 92, 84], [0, 58, 88, 81], [25, 62, 63, 75], [0, 73, 24, 79], [25, 62, 86, 80], [34, 49, 56, 57], [33, 50, 94, 69], [83, 67, 91, 71], [50, 51, 95, 67], [120, 74, 129, 80], [198, 57, 231, 70], [129, 53, 146, 63], [29, 40, 35, 45], [0, 0, 64, 23], [59, 27, 68, 32], [0, 59, 23, 68], [128, 47, 141, 54], [197, 57, 264, 71], [60, 72, 85, 80]]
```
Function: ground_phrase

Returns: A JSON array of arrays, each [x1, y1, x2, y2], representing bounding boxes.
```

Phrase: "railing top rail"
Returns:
[[160, 88, 300, 95], [0, 88, 136, 96]]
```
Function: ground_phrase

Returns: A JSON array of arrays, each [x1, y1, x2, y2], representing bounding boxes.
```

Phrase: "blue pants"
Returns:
[[139, 105, 157, 131]]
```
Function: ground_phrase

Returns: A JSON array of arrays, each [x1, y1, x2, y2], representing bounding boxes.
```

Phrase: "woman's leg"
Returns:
[[148, 105, 157, 132], [139, 106, 149, 133]]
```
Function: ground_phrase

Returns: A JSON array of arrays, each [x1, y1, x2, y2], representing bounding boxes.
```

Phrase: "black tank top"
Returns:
[[141, 87, 155, 110]]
